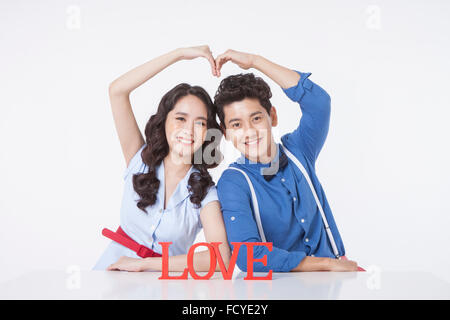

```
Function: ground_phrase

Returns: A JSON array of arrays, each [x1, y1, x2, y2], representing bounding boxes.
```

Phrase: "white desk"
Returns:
[[1, 270, 449, 299]]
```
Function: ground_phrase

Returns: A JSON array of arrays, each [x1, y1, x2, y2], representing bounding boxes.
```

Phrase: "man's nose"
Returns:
[[243, 126, 258, 140], [240, 120, 254, 133]]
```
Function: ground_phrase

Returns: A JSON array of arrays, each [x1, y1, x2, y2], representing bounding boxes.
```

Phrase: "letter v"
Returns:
[[211, 242, 244, 280]]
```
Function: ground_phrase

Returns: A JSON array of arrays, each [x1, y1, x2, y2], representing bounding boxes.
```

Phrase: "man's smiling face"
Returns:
[[222, 98, 278, 163]]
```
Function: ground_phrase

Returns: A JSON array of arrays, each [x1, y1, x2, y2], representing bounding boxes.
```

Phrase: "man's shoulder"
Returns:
[[217, 163, 250, 193], [280, 134, 311, 166]]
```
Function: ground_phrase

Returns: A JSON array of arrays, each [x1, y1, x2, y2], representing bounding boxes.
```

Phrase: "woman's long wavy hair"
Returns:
[[132, 83, 222, 213]]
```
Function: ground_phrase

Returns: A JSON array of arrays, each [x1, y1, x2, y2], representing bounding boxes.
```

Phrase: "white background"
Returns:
[[1, 0, 449, 285]]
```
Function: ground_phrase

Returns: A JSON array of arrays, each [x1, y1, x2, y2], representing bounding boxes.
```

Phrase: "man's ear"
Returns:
[[270, 106, 278, 127]]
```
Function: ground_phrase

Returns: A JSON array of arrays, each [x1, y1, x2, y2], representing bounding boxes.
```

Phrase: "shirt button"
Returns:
[[281, 178, 286, 182], [305, 238, 309, 243], [301, 219, 305, 223], [311, 254, 315, 257], [151, 225, 156, 230], [159, 209, 163, 213], [231, 216, 235, 221], [293, 197, 297, 202]]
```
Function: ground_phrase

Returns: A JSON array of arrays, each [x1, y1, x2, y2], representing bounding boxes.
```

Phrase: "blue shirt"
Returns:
[[217, 70, 346, 272], [93, 144, 219, 270]]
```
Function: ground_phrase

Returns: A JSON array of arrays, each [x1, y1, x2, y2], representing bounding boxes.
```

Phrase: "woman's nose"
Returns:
[[179, 123, 196, 140], [183, 120, 195, 133]]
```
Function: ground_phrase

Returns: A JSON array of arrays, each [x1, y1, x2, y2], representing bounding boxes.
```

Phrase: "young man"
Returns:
[[213, 49, 360, 272]]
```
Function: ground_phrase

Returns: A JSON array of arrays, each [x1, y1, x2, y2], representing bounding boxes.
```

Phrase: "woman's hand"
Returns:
[[214, 49, 256, 77], [107, 256, 148, 272], [179, 45, 218, 77]]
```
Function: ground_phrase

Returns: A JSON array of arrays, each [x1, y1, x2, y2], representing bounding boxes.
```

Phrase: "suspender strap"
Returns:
[[280, 145, 340, 259], [102, 226, 162, 258], [227, 167, 267, 242], [226, 144, 340, 259]]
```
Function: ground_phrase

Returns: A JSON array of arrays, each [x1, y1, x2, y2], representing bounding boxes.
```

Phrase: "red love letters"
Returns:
[[158, 242, 273, 280]]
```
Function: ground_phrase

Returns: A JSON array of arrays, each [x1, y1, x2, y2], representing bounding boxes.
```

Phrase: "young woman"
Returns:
[[93, 46, 231, 272]]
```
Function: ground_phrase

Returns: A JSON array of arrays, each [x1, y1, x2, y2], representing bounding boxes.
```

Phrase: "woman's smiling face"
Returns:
[[222, 97, 278, 163], [165, 94, 208, 162]]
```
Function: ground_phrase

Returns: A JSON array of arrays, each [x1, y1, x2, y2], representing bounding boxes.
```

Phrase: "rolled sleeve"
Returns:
[[235, 243, 306, 272], [281, 70, 331, 164], [282, 71, 313, 102]]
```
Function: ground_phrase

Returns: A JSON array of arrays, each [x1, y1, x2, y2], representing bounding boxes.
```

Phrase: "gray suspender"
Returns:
[[226, 144, 341, 259]]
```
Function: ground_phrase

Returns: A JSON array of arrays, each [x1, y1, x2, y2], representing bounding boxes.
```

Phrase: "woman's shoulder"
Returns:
[[193, 184, 218, 214], [123, 144, 148, 180], [187, 167, 219, 210]]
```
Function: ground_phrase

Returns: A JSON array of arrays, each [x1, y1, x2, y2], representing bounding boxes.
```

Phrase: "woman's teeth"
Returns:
[[177, 137, 194, 144]]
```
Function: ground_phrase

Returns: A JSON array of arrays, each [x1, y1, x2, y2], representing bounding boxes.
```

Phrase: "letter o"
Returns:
[[187, 242, 217, 280]]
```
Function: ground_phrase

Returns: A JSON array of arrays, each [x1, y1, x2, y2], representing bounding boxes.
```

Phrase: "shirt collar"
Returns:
[[235, 143, 285, 176], [157, 160, 195, 210]]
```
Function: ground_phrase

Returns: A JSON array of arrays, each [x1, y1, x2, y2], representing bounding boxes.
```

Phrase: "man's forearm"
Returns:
[[250, 54, 300, 89], [290, 256, 331, 272]]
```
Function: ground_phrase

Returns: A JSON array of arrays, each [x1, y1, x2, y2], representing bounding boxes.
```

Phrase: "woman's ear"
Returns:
[[270, 106, 278, 127]]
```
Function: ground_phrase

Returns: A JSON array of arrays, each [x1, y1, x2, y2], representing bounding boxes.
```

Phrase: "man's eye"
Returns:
[[253, 116, 262, 121], [231, 123, 240, 128]]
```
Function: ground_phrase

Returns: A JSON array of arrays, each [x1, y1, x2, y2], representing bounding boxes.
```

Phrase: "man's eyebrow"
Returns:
[[228, 111, 263, 124], [175, 112, 207, 121], [228, 117, 241, 124], [249, 111, 263, 117]]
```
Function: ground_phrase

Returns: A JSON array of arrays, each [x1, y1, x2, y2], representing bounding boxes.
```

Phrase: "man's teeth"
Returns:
[[246, 138, 260, 145]]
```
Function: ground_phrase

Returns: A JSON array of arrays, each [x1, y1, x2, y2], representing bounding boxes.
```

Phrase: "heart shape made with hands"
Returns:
[[187, 46, 254, 78]]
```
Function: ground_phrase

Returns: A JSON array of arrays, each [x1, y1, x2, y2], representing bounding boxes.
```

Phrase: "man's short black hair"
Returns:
[[214, 73, 272, 127]]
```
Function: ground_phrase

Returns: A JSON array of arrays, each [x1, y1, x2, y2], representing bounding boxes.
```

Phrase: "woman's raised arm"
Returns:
[[108, 46, 217, 166]]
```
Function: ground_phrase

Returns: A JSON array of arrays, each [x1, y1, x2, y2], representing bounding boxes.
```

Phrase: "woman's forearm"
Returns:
[[142, 248, 230, 272], [109, 48, 184, 96]]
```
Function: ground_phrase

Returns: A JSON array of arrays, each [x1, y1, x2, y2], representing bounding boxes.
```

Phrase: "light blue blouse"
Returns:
[[93, 144, 219, 270]]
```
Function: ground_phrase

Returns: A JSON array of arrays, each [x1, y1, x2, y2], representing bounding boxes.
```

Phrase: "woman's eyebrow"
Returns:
[[175, 111, 207, 121]]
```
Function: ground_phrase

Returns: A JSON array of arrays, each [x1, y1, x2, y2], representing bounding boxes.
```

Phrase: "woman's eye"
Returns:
[[176, 117, 185, 121], [195, 121, 206, 127]]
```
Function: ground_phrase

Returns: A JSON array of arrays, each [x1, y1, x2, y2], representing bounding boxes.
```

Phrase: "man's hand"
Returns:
[[292, 256, 359, 272], [327, 257, 359, 272], [107, 256, 148, 272], [214, 49, 256, 77]]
